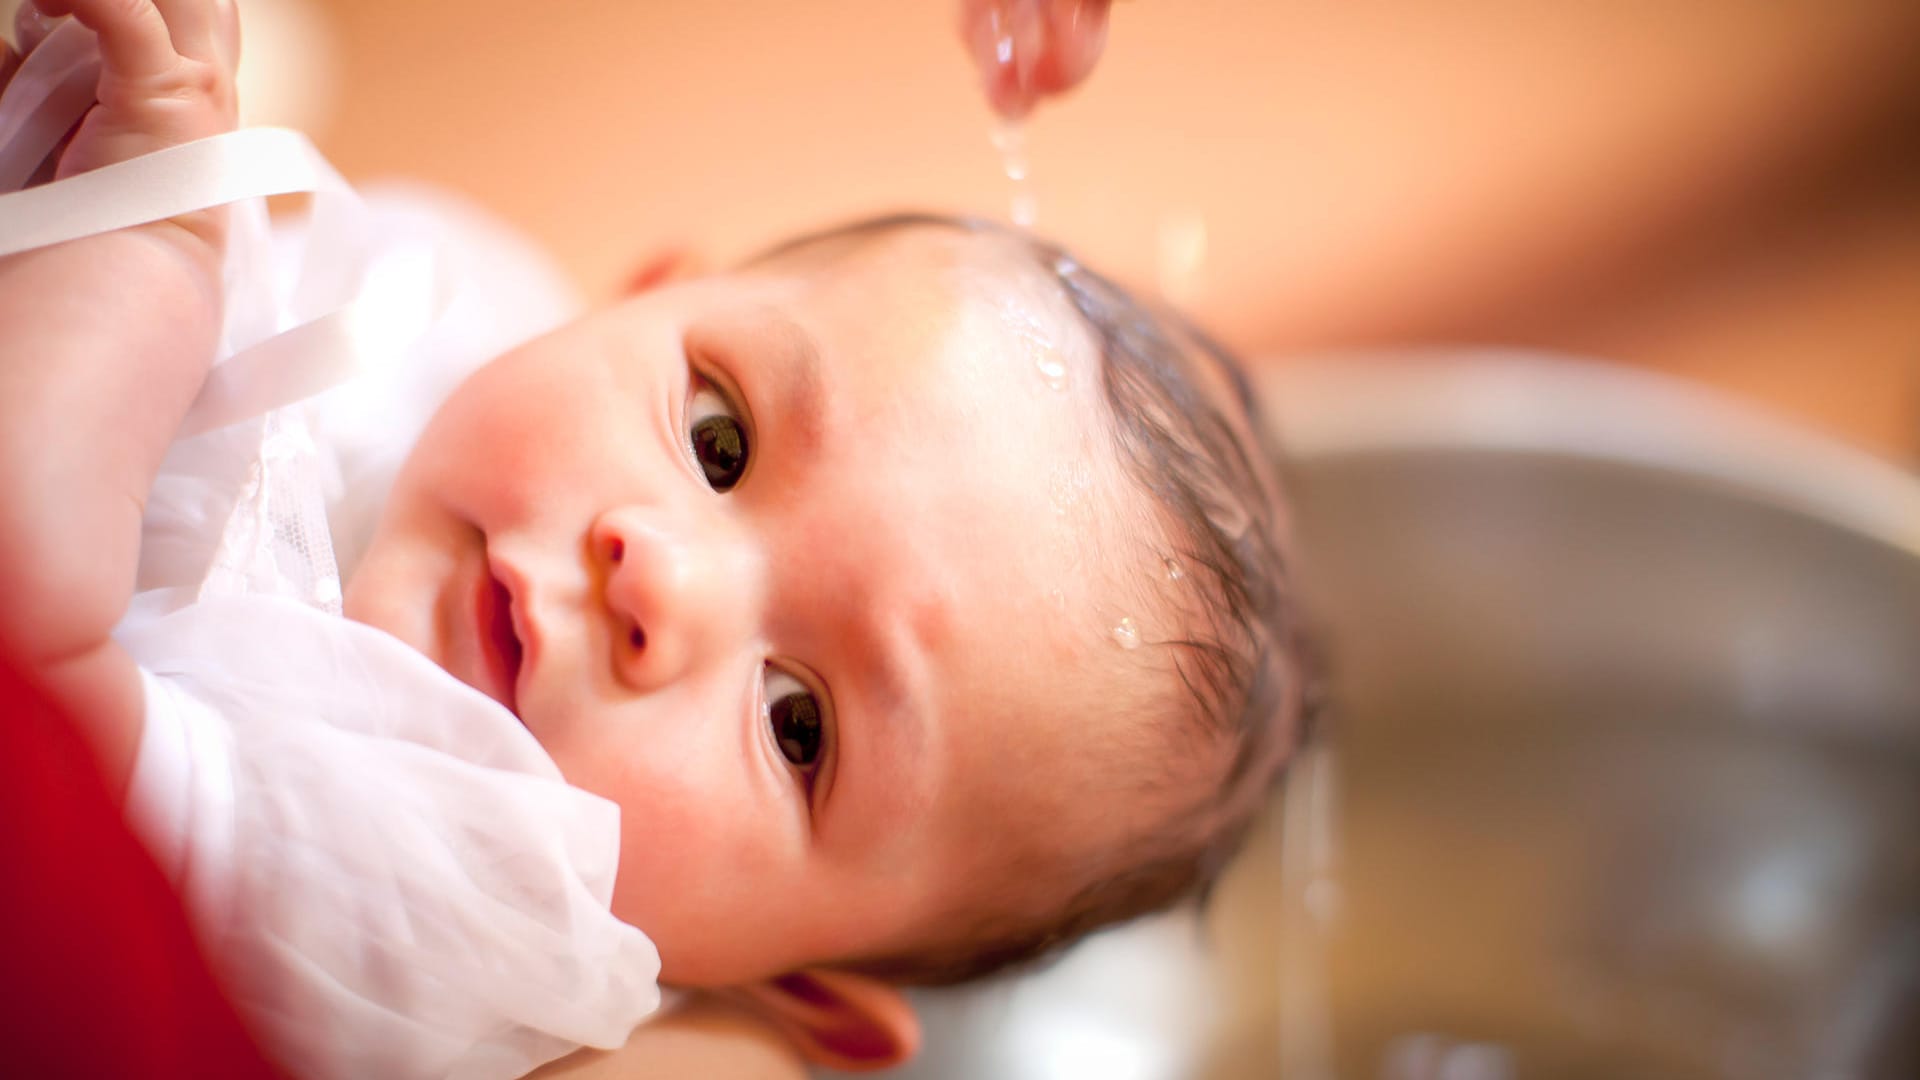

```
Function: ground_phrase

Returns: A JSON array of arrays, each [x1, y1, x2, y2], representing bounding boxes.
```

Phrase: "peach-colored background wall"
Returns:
[[307, 0, 1918, 458]]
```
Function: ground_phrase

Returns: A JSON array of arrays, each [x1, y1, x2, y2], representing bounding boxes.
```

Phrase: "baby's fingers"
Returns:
[[151, 0, 237, 66], [34, 0, 238, 183], [33, 0, 233, 74], [32, 0, 179, 80]]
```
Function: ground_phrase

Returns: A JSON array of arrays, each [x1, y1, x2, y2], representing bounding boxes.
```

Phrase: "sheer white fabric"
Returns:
[[121, 597, 660, 1080], [0, 18, 659, 1079]]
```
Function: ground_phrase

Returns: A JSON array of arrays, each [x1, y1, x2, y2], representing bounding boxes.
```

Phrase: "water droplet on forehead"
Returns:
[[1164, 556, 1185, 582], [1035, 353, 1067, 390], [1111, 617, 1141, 650]]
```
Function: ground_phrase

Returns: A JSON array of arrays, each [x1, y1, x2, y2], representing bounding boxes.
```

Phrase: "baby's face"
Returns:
[[345, 229, 1167, 985]]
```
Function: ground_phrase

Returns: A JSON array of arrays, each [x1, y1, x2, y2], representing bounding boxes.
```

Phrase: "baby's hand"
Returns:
[[33, 0, 239, 244], [0, 7, 243, 799]]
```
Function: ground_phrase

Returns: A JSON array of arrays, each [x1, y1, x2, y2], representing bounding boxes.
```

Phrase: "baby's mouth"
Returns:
[[478, 569, 525, 716]]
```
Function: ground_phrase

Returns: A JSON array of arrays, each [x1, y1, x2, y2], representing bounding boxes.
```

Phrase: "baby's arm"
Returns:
[[0, 0, 238, 795]]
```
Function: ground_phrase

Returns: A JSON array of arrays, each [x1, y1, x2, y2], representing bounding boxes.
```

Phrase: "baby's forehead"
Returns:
[[765, 226, 1100, 413], [736, 225, 1191, 606], [757, 221, 1076, 330], [746, 231, 1183, 660]]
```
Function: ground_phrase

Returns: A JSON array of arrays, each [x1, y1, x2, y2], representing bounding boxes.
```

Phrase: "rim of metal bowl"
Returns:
[[1257, 350, 1920, 561]]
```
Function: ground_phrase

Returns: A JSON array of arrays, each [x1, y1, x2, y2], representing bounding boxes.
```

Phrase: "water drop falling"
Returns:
[[991, 120, 1028, 179], [1035, 353, 1068, 390], [990, 118, 1036, 227], [1010, 190, 1038, 227], [1111, 617, 1141, 650]]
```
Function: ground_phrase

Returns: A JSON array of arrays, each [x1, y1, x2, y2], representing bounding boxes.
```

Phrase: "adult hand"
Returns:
[[959, 0, 1112, 119]]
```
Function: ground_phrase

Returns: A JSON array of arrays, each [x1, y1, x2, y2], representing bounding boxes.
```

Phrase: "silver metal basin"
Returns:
[[1266, 356, 1920, 1080], [857, 355, 1920, 1080]]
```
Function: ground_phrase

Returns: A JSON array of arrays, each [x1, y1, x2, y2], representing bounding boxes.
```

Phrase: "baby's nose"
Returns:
[[589, 505, 761, 692]]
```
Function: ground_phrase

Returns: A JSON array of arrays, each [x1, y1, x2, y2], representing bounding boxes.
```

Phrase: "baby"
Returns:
[[0, 1, 1307, 1076]]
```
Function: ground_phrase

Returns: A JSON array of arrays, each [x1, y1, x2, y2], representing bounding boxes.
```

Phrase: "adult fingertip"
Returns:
[[1036, 0, 1110, 95]]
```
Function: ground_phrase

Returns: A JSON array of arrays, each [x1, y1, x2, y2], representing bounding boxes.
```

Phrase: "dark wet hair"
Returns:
[[752, 213, 1318, 986]]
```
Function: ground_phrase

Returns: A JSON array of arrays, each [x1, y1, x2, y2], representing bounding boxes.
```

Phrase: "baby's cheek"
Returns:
[[606, 781, 779, 978], [596, 744, 751, 902]]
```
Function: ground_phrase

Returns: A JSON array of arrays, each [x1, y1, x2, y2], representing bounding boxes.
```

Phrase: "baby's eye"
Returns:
[[765, 668, 824, 769], [688, 383, 749, 492]]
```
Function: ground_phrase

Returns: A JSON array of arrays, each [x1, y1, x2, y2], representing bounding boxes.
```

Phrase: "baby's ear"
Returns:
[[730, 969, 921, 1072]]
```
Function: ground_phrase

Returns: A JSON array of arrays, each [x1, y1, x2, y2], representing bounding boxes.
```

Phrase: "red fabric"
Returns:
[[0, 654, 281, 1078]]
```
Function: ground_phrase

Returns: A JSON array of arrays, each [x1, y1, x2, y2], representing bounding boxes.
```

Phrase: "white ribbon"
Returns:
[[0, 23, 450, 435]]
